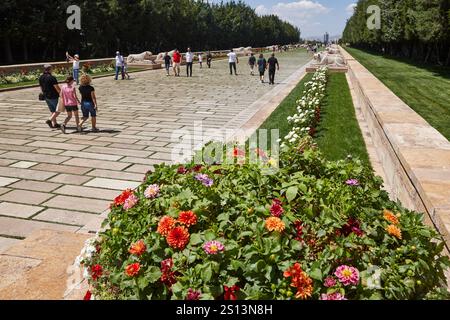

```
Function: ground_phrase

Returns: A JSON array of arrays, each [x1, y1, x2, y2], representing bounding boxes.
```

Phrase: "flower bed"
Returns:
[[76, 68, 450, 300], [0, 63, 115, 85]]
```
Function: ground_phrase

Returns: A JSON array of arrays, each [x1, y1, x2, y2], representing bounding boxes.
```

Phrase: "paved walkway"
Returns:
[[0, 50, 311, 250]]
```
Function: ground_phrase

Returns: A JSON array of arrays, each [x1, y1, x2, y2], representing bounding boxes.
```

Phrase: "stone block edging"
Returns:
[[340, 46, 450, 249]]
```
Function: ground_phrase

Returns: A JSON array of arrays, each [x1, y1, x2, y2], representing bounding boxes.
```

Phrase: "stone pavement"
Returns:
[[0, 50, 311, 251]]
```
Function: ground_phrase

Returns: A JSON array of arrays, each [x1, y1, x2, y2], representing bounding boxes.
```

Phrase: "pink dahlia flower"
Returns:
[[123, 193, 138, 210], [334, 265, 359, 286], [202, 240, 225, 255], [144, 184, 160, 199], [320, 293, 347, 300], [324, 276, 337, 288]]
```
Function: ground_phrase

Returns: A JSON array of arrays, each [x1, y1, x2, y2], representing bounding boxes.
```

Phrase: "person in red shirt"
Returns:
[[172, 49, 181, 77]]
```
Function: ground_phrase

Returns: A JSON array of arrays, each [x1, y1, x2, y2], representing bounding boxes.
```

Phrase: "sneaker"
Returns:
[[45, 120, 52, 128], [76, 125, 82, 132], [60, 124, 66, 134], [54, 123, 61, 128], [91, 127, 100, 132]]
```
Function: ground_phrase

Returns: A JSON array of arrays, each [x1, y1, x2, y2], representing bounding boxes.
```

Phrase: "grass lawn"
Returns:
[[258, 73, 313, 147], [346, 47, 450, 141], [0, 67, 145, 90], [315, 73, 370, 165], [258, 72, 370, 165]]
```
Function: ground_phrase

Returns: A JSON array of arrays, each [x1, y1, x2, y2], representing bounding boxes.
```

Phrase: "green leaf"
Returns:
[[310, 268, 323, 281], [146, 266, 162, 283], [202, 264, 213, 282], [286, 186, 298, 202], [190, 233, 202, 245], [205, 230, 216, 241]]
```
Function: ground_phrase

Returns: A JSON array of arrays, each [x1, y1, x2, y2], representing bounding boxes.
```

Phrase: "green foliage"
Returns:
[[79, 137, 450, 300], [0, 0, 300, 64], [342, 0, 450, 65]]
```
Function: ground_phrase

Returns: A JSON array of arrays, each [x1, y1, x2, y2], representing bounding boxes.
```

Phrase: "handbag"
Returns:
[[39, 93, 45, 101]]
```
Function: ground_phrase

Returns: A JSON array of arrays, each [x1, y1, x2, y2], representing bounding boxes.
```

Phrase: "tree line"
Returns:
[[0, 0, 301, 65], [342, 0, 450, 65]]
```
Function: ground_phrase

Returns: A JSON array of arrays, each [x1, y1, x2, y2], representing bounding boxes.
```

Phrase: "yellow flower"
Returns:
[[386, 224, 402, 239], [265, 217, 285, 232], [383, 209, 399, 225], [267, 158, 278, 167]]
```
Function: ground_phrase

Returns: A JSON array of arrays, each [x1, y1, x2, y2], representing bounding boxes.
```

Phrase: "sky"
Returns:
[[212, 0, 358, 39]]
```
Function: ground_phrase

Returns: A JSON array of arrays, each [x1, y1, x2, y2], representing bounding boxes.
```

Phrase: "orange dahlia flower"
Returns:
[[386, 224, 402, 239], [166, 226, 190, 250], [283, 263, 313, 300], [383, 209, 399, 225], [157, 216, 176, 236], [178, 211, 198, 227], [129, 240, 146, 256], [125, 262, 141, 277], [265, 217, 285, 232]]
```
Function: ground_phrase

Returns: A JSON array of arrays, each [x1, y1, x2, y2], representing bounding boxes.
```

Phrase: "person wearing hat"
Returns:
[[66, 52, 80, 85], [38, 64, 61, 128], [115, 51, 125, 80]]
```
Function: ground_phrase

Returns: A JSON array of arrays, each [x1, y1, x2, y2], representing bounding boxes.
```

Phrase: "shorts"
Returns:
[[173, 62, 180, 68], [45, 98, 59, 113], [65, 105, 78, 112], [259, 70, 265, 76], [81, 101, 96, 118]]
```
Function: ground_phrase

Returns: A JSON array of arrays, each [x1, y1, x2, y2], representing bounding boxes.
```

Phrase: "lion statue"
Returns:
[[127, 51, 154, 64]]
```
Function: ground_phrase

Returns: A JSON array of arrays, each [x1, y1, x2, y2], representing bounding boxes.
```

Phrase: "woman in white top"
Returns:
[[198, 53, 203, 69], [66, 52, 80, 85]]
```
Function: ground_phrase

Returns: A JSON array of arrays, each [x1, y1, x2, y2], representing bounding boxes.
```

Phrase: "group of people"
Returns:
[[39, 47, 284, 132], [156, 47, 281, 84], [39, 64, 99, 133], [163, 48, 213, 77], [248, 52, 280, 84]]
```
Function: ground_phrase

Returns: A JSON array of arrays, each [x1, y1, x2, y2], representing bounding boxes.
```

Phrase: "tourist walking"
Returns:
[[172, 49, 181, 76], [227, 49, 238, 75], [123, 60, 131, 79], [267, 53, 279, 85], [257, 54, 267, 83], [115, 51, 125, 80], [79, 74, 99, 132], [198, 52, 203, 69], [164, 52, 172, 76], [206, 51, 212, 68], [39, 64, 61, 129], [59, 75, 81, 134], [185, 48, 194, 77], [248, 53, 256, 75], [66, 52, 80, 85]]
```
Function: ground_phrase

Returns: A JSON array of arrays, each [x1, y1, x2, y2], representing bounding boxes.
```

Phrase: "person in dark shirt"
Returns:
[[267, 54, 280, 85], [39, 64, 61, 128], [78, 74, 99, 132], [248, 53, 256, 76], [206, 52, 213, 68], [257, 54, 267, 83], [164, 52, 172, 76]]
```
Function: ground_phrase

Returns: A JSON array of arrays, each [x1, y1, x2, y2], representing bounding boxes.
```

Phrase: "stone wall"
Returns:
[[340, 46, 450, 249]]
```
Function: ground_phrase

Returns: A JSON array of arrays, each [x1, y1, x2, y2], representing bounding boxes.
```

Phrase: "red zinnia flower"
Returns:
[[129, 240, 147, 256], [157, 216, 176, 236], [166, 226, 190, 250], [125, 262, 141, 277], [178, 211, 198, 227], [83, 290, 92, 300], [113, 189, 133, 206], [270, 199, 284, 217], [160, 258, 177, 287], [91, 264, 103, 281], [224, 285, 240, 300], [177, 166, 188, 174]]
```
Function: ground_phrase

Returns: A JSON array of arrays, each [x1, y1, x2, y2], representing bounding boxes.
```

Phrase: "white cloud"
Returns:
[[255, 1, 330, 28], [345, 3, 357, 15]]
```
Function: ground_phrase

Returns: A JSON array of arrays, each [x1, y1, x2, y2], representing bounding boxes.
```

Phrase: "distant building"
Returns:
[[324, 32, 329, 45]]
